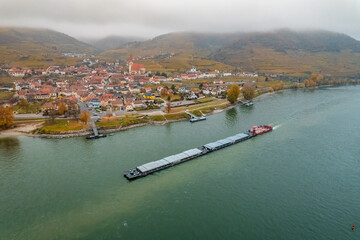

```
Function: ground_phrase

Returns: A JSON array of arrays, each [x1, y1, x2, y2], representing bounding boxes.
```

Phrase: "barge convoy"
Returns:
[[124, 125, 273, 180]]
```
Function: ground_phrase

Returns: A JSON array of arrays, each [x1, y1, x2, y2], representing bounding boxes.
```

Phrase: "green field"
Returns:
[[35, 119, 85, 134]]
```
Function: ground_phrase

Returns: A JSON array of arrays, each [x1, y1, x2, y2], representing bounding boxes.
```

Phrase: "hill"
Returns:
[[81, 35, 146, 51], [211, 30, 360, 76], [99, 32, 241, 73], [0, 27, 96, 67], [101, 30, 360, 76]]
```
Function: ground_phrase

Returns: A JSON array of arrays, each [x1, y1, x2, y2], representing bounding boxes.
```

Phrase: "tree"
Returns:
[[242, 84, 255, 101], [48, 109, 56, 123], [165, 101, 171, 113], [68, 102, 80, 119], [79, 111, 90, 124], [199, 83, 203, 89], [58, 102, 68, 115], [0, 106, 14, 129], [171, 84, 176, 91], [227, 84, 240, 104], [160, 88, 168, 96]]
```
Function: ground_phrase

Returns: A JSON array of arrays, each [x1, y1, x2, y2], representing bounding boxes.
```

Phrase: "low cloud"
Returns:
[[0, 0, 359, 39]]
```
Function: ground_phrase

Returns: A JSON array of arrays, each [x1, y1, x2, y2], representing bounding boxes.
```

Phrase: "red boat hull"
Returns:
[[249, 125, 273, 135]]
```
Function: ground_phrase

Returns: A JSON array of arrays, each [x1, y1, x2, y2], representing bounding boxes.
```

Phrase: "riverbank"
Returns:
[[0, 121, 43, 138], [28, 103, 235, 139], [0, 85, 331, 139], [0, 89, 281, 139]]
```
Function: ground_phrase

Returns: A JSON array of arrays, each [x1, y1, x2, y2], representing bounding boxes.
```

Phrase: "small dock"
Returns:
[[185, 110, 206, 122], [92, 122, 99, 136], [86, 122, 107, 139]]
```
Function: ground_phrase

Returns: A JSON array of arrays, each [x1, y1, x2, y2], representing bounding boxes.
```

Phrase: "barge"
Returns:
[[124, 125, 272, 180]]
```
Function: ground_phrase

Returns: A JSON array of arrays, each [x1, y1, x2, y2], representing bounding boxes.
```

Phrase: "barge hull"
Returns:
[[124, 127, 270, 180]]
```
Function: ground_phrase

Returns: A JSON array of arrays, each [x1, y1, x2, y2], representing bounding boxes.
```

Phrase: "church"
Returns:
[[128, 54, 146, 75]]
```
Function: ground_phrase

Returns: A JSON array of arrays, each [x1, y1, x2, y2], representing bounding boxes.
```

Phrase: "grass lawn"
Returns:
[[164, 113, 189, 121], [0, 91, 14, 100], [14, 102, 42, 114], [36, 119, 85, 134], [171, 99, 228, 113], [14, 118, 44, 122], [147, 115, 166, 121], [197, 97, 216, 103], [96, 118, 122, 128], [96, 116, 149, 128]]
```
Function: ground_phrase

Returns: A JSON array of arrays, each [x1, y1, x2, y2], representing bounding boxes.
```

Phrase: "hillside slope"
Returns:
[[82, 35, 146, 51], [0, 27, 96, 67], [99, 32, 242, 73], [101, 30, 360, 76], [211, 30, 360, 75]]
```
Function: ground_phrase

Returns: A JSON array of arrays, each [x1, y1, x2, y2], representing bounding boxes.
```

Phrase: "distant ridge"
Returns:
[[0, 27, 96, 67], [100, 30, 360, 76], [0, 27, 360, 76], [81, 35, 146, 51]]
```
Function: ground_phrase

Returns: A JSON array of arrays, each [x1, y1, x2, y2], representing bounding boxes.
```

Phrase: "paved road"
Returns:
[[14, 113, 47, 119]]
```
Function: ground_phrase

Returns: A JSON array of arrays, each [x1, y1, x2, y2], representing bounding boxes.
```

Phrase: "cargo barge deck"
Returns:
[[124, 125, 272, 180]]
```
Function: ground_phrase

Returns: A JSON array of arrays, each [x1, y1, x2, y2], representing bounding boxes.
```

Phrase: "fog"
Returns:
[[0, 0, 359, 39]]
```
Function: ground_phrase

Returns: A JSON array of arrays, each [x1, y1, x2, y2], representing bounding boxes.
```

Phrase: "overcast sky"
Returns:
[[0, 0, 359, 40]]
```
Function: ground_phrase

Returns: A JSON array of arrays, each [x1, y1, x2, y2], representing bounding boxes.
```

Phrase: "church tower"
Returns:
[[128, 54, 133, 73]]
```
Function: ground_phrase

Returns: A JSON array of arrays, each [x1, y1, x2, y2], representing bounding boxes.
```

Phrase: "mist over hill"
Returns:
[[1, 27, 360, 76], [81, 35, 146, 51], [100, 30, 360, 76]]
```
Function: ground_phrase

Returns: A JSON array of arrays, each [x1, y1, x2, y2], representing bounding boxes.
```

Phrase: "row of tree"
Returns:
[[0, 106, 14, 129], [227, 84, 255, 104]]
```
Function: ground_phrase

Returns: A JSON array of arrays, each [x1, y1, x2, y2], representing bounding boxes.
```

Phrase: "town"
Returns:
[[0, 54, 266, 128]]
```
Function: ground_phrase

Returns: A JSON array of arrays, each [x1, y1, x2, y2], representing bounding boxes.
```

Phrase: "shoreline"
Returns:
[[0, 88, 289, 139], [0, 100, 240, 139], [28, 103, 236, 139]]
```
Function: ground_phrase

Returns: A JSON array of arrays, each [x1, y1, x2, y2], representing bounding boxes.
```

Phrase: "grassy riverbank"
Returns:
[[11, 78, 358, 137], [34, 119, 87, 134]]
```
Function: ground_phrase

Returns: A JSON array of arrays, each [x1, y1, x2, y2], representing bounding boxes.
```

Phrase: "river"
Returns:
[[1, 86, 360, 239]]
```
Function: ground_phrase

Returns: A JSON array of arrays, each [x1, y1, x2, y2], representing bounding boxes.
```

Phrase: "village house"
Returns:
[[8, 68, 30, 77], [214, 79, 224, 85], [223, 72, 232, 77], [87, 98, 101, 108], [129, 86, 141, 94], [125, 103, 134, 111], [179, 87, 191, 94], [34, 89, 51, 100], [202, 88, 211, 95], [132, 100, 147, 109], [143, 92, 155, 100], [99, 93, 116, 107], [239, 72, 259, 77], [150, 78, 161, 84], [41, 102, 57, 112]]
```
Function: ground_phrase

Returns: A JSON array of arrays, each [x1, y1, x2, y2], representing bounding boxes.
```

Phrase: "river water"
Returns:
[[1, 86, 360, 239]]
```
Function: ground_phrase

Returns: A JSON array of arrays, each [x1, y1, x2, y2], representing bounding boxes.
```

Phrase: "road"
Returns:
[[14, 113, 47, 119]]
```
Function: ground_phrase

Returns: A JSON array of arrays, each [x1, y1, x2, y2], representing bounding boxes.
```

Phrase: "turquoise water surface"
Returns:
[[1, 86, 360, 239]]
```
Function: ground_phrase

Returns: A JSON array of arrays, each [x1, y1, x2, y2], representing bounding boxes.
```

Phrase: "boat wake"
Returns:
[[272, 124, 281, 130]]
